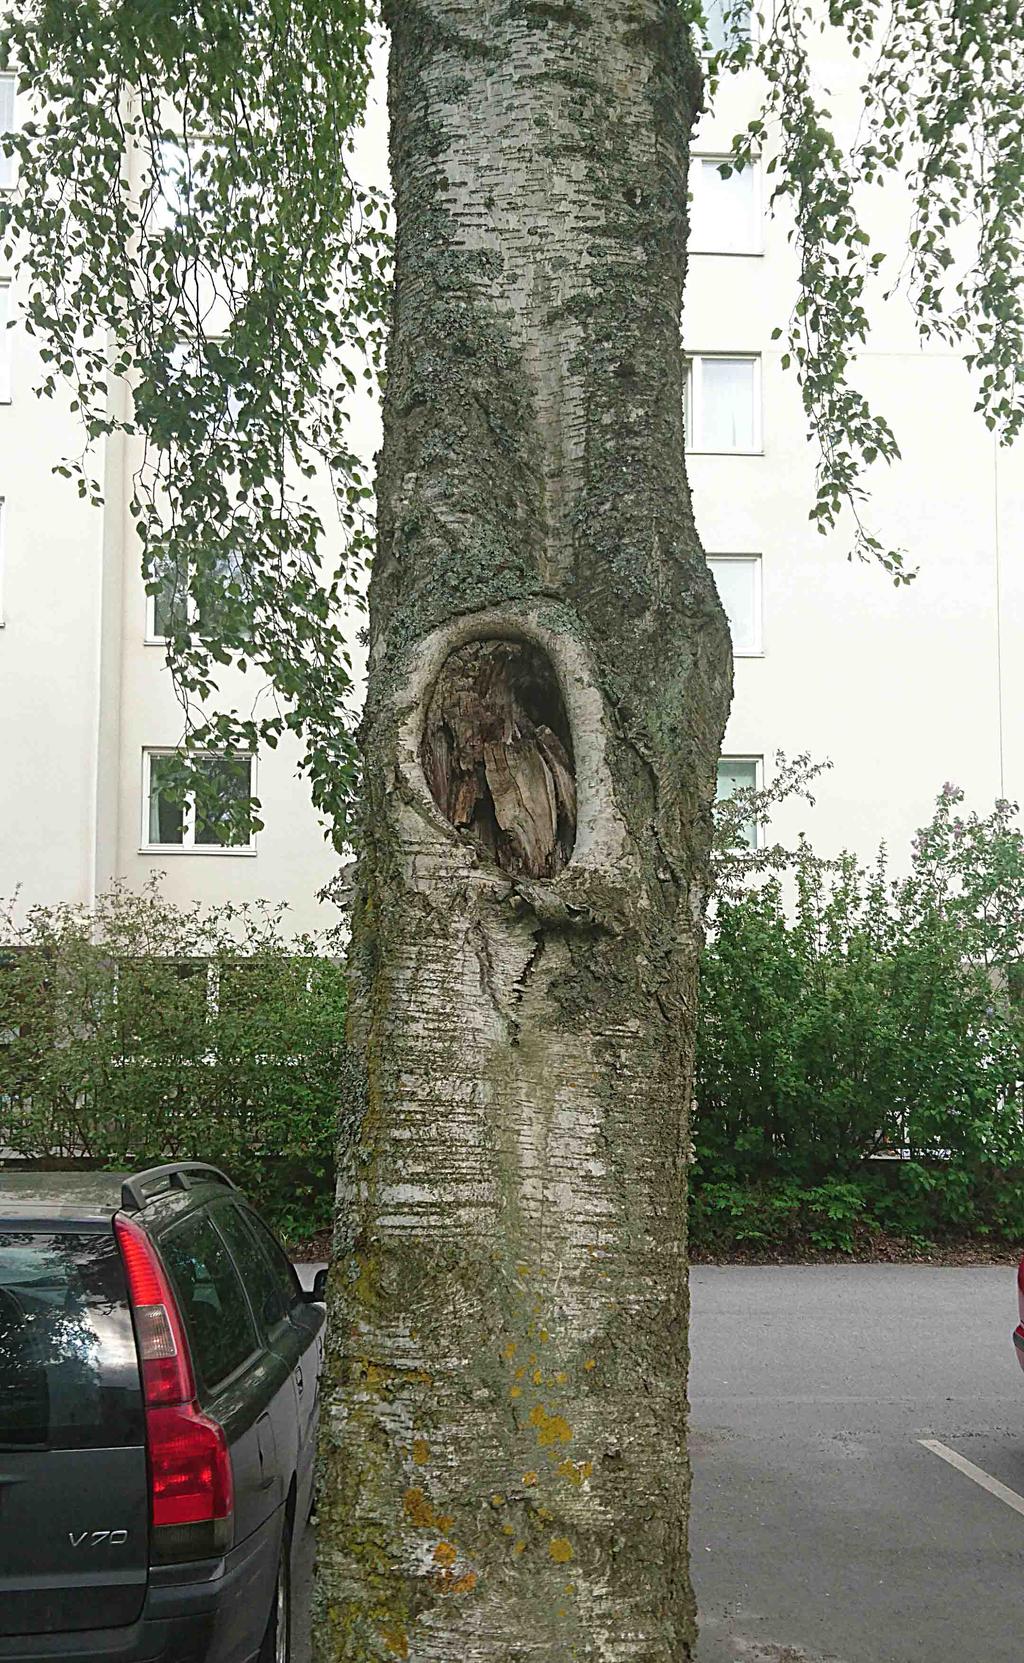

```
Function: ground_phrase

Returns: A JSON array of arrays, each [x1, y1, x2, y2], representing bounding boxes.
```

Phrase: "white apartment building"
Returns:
[[690, 16, 1024, 863], [1, 29, 1020, 931], [0, 67, 350, 935]]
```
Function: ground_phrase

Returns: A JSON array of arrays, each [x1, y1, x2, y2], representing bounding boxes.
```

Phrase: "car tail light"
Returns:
[[116, 1215, 233, 1560]]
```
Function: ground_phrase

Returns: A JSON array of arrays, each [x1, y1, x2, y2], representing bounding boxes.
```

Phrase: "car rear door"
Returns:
[[232, 1205, 323, 1505], [153, 1206, 283, 1554], [0, 1226, 149, 1637]]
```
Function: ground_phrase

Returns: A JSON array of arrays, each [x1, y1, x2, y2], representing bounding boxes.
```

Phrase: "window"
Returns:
[[685, 355, 761, 453], [148, 556, 189, 641], [158, 1211, 258, 1392], [716, 756, 762, 850], [143, 751, 256, 852], [708, 555, 762, 655], [213, 1203, 300, 1337], [702, 0, 752, 53], [115, 959, 210, 1053], [0, 76, 16, 191], [147, 550, 248, 643], [242, 1207, 303, 1315], [210, 1203, 292, 1336], [0, 1232, 144, 1450], [689, 157, 761, 255], [0, 281, 11, 403]]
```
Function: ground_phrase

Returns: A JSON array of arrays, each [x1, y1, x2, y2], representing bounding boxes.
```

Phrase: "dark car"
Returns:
[[0, 1162, 326, 1663]]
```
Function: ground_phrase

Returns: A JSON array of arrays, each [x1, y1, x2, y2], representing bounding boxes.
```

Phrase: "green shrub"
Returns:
[[0, 880, 350, 1240], [694, 784, 1024, 1251]]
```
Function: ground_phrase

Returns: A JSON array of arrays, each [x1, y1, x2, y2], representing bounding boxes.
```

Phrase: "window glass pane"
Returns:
[[0, 283, 11, 400], [242, 1208, 302, 1316], [151, 556, 189, 639], [699, 358, 756, 451], [0, 1232, 144, 1450], [212, 1204, 290, 1336], [703, 0, 752, 52], [148, 755, 186, 845], [194, 757, 253, 847], [694, 160, 757, 253], [158, 1211, 257, 1392], [0, 76, 15, 191], [709, 557, 760, 654], [195, 550, 248, 641], [116, 959, 208, 1054], [716, 757, 759, 849]]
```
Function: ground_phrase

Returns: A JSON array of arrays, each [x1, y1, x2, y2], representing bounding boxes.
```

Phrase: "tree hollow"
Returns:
[[421, 638, 577, 879]]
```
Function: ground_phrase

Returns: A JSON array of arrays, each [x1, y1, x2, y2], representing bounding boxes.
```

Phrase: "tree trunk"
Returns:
[[314, 4, 732, 1659]]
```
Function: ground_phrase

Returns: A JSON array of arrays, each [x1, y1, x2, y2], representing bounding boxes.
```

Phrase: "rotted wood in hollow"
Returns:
[[421, 640, 577, 880]]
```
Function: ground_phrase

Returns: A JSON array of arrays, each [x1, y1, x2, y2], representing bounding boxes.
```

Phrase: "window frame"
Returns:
[[141, 748, 258, 856], [684, 353, 763, 456], [708, 553, 764, 657], [145, 548, 249, 645], [689, 153, 763, 257], [0, 279, 12, 404], [716, 754, 764, 850]]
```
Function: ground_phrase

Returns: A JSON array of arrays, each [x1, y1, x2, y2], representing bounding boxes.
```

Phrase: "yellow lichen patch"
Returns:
[[411, 1439, 430, 1466], [504, 1341, 517, 1360], [549, 1538, 574, 1564], [513, 1540, 526, 1555], [502, 1523, 515, 1536], [516, 1264, 531, 1278], [540, 1328, 549, 1343], [510, 1387, 522, 1399], [436, 1513, 454, 1532], [490, 1493, 506, 1508], [532, 1368, 544, 1385], [522, 1470, 538, 1486], [557, 1459, 589, 1488], [529, 1405, 572, 1447], [403, 1487, 436, 1528], [452, 1571, 478, 1594], [583, 1359, 597, 1372], [514, 1366, 526, 1381], [536, 1505, 553, 1522], [433, 1541, 458, 1568], [554, 1371, 568, 1385], [528, 1353, 537, 1365], [378, 1624, 409, 1659]]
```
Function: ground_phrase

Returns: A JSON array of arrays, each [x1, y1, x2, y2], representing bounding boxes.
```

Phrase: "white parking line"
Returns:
[[920, 1438, 1024, 1519]]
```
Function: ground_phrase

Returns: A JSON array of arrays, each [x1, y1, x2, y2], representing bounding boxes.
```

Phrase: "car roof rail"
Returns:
[[121, 1161, 237, 1213]]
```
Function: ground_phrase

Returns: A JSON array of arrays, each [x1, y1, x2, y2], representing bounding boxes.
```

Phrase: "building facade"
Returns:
[[0, 73, 353, 935], [688, 30, 1024, 863], [1, 32, 1021, 931]]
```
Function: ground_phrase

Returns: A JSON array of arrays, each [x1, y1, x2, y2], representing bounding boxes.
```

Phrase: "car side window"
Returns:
[[212, 1202, 289, 1337], [240, 1207, 303, 1317], [157, 1210, 258, 1393]]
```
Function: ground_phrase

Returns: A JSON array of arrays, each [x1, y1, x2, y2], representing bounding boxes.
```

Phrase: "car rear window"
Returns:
[[158, 1210, 258, 1393], [0, 1231, 144, 1450]]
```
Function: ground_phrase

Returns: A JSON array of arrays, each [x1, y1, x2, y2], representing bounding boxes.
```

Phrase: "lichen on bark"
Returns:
[[314, 3, 732, 1660]]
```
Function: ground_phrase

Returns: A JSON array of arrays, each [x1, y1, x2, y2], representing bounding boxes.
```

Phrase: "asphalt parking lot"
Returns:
[[295, 1264, 1024, 1663]]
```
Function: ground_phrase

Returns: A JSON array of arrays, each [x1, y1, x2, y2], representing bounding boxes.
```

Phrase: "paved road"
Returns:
[[691, 1265, 1022, 1663], [294, 1265, 1024, 1663]]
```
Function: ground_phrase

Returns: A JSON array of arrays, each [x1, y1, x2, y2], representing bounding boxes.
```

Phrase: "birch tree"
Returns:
[[4, 0, 1024, 1657]]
